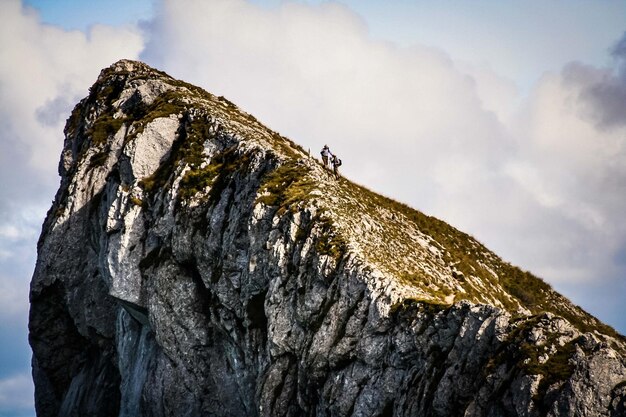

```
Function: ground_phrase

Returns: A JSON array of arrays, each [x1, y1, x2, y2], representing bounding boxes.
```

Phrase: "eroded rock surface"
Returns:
[[29, 60, 626, 417]]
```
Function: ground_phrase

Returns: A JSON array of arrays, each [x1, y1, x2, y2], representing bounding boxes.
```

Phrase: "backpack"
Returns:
[[335, 158, 342, 167]]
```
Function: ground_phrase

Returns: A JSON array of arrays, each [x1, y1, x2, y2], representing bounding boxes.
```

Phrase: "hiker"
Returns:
[[320, 145, 333, 168], [331, 154, 342, 178]]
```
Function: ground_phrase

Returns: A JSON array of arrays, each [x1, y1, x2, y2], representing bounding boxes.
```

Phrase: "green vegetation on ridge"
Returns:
[[334, 179, 619, 338], [256, 161, 316, 214]]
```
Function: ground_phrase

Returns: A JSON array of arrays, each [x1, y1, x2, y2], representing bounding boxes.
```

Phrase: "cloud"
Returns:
[[0, 0, 144, 201], [0, 372, 34, 417], [0, 226, 37, 319], [35, 95, 73, 128], [541, 33, 626, 135], [141, 0, 626, 332], [559, 61, 626, 131], [510, 63, 626, 273], [612, 31, 626, 61]]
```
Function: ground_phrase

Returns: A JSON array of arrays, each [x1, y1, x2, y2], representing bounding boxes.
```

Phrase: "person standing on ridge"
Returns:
[[331, 154, 342, 179], [320, 145, 333, 168]]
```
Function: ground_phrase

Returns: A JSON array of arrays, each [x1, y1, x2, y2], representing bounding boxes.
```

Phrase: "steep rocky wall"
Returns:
[[29, 60, 626, 417]]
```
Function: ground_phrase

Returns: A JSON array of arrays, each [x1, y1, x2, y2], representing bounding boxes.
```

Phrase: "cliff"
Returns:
[[29, 60, 626, 417]]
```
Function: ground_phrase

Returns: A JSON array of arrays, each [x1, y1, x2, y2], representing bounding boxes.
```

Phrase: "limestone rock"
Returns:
[[29, 60, 626, 417]]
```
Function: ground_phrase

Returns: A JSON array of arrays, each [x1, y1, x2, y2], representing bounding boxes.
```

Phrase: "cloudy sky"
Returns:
[[1, 0, 625, 415]]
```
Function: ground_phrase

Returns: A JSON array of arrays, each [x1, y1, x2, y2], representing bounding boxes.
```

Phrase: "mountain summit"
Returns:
[[29, 60, 626, 417]]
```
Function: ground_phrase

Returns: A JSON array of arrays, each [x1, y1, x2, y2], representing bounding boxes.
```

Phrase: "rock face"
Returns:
[[29, 60, 626, 417]]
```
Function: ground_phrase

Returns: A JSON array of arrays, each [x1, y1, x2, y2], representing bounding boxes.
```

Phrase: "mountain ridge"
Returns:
[[29, 59, 626, 417], [82, 60, 618, 336]]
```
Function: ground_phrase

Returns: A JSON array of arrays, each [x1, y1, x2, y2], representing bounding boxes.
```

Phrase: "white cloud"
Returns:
[[506, 62, 626, 277], [0, 216, 39, 242], [0, 267, 32, 318], [0, 0, 144, 202], [0, 372, 34, 416]]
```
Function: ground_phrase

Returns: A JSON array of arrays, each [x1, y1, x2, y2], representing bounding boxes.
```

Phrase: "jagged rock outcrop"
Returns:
[[29, 60, 626, 417]]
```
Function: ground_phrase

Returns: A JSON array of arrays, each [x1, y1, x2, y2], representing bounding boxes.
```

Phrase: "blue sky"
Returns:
[[25, 0, 155, 31], [3, 1, 626, 415], [27, 0, 625, 90]]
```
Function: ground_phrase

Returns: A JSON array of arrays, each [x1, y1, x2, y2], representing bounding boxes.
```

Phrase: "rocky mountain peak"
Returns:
[[29, 60, 626, 417]]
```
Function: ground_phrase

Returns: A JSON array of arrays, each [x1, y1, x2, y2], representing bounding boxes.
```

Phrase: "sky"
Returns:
[[1, 0, 626, 415]]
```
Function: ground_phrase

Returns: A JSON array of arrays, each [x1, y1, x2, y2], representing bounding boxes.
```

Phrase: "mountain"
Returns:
[[29, 60, 626, 417]]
